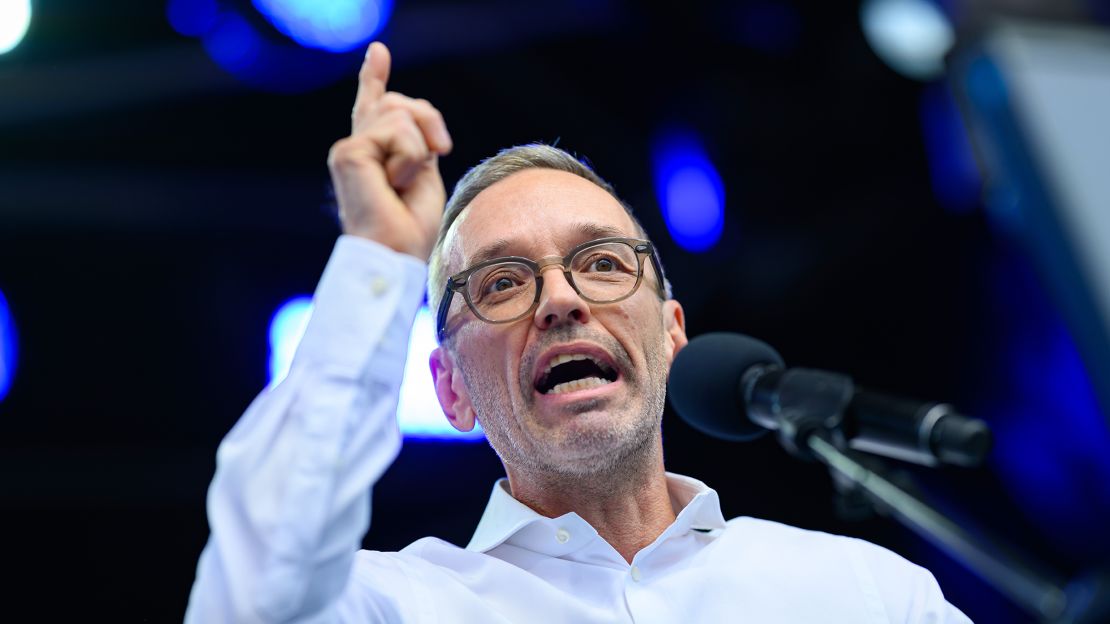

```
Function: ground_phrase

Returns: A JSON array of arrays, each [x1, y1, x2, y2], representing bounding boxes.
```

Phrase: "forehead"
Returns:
[[448, 168, 638, 268]]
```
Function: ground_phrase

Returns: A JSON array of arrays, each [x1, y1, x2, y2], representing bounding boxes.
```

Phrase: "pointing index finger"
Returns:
[[352, 41, 392, 130]]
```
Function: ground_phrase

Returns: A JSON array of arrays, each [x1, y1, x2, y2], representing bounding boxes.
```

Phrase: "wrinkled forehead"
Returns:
[[442, 169, 640, 274]]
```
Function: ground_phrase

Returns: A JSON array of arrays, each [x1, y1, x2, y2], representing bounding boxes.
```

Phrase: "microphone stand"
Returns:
[[745, 364, 1108, 622], [799, 430, 1110, 624]]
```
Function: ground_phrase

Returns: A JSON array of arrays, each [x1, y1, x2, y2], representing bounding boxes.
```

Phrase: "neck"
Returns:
[[504, 436, 675, 563]]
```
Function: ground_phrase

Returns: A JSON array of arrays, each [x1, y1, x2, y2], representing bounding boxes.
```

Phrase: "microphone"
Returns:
[[668, 333, 992, 467]]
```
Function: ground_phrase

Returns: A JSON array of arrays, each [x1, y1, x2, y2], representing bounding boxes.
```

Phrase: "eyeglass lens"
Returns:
[[464, 241, 641, 323]]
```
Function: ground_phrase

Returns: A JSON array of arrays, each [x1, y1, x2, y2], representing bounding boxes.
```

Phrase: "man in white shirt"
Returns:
[[185, 42, 971, 622]]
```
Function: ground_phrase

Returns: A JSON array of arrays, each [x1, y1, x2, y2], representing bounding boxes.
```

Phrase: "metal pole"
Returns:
[[807, 435, 1069, 622]]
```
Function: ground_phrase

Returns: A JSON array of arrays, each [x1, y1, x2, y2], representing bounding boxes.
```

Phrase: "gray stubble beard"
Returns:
[[455, 320, 671, 488]]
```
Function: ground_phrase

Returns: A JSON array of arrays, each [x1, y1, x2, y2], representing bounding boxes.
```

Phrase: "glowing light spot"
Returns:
[[919, 83, 981, 213], [652, 131, 726, 252], [0, 0, 32, 55], [252, 0, 392, 53], [861, 0, 954, 80], [203, 11, 267, 75], [397, 305, 484, 441], [0, 289, 16, 402], [166, 0, 221, 38], [269, 296, 314, 384], [268, 298, 481, 441], [165, 0, 368, 93]]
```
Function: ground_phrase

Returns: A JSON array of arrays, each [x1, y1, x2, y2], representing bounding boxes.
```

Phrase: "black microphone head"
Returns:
[[668, 332, 785, 441]]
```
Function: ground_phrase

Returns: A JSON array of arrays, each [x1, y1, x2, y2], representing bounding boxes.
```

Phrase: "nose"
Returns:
[[533, 265, 591, 331]]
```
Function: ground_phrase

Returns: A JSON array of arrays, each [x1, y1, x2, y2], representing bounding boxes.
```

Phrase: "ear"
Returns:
[[429, 346, 477, 432], [661, 299, 688, 366]]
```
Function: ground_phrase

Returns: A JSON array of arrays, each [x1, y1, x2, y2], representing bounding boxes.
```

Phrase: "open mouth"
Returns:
[[534, 353, 619, 395]]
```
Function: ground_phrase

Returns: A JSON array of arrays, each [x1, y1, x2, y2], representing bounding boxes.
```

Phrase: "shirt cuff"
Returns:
[[294, 235, 428, 375]]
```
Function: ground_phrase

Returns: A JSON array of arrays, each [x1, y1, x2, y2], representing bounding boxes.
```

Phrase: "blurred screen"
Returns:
[[955, 21, 1110, 422]]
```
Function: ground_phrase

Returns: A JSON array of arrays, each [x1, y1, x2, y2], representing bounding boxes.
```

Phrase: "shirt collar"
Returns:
[[465, 472, 727, 554]]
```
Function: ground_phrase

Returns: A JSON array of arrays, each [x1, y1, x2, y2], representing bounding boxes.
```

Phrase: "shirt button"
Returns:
[[370, 276, 389, 296], [555, 528, 570, 544], [630, 565, 642, 582]]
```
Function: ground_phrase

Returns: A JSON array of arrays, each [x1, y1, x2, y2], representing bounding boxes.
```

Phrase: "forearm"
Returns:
[[186, 235, 427, 623]]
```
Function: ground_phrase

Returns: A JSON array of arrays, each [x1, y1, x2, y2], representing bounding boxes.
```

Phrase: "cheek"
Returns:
[[600, 302, 664, 362], [626, 297, 665, 330], [459, 325, 523, 388]]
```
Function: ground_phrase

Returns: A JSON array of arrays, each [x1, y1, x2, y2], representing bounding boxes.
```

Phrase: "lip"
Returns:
[[531, 341, 623, 390]]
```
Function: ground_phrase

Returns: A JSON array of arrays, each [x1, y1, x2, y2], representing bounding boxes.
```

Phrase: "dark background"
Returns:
[[2, 1, 1109, 621]]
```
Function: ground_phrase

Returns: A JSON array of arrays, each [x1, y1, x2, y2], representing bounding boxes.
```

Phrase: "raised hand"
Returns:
[[327, 42, 453, 260]]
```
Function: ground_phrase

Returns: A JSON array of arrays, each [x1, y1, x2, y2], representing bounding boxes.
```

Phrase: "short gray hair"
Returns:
[[427, 143, 671, 323]]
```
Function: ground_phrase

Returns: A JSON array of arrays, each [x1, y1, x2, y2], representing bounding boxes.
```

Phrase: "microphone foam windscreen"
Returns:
[[668, 332, 784, 441]]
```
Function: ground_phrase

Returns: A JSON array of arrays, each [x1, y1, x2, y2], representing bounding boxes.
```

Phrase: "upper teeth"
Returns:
[[544, 353, 598, 376]]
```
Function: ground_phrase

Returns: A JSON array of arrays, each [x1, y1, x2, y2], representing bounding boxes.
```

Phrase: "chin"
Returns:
[[539, 415, 657, 470]]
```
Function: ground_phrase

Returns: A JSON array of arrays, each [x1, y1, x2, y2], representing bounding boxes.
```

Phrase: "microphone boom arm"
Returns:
[[805, 434, 1070, 622]]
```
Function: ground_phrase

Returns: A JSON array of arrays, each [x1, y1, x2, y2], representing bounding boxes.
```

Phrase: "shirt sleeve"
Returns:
[[848, 537, 974, 624], [184, 235, 428, 623]]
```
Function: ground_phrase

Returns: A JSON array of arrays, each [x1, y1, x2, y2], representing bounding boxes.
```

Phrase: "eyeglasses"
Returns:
[[436, 237, 666, 341]]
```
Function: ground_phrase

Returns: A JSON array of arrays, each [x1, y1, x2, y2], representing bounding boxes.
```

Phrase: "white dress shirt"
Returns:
[[186, 235, 971, 623]]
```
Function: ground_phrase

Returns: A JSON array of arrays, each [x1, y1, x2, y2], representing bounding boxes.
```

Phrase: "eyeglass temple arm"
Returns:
[[435, 281, 457, 341], [648, 251, 668, 299]]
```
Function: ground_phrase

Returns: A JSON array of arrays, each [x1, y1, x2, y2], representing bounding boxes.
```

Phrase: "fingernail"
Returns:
[[365, 43, 374, 59]]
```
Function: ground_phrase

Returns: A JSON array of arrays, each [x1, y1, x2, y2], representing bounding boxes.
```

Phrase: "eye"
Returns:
[[579, 251, 632, 274], [490, 277, 515, 292], [591, 257, 616, 272], [478, 270, 529, 297]]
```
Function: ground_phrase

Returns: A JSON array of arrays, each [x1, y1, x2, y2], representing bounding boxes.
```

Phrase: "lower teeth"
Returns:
[[547, 376, 610, 394]]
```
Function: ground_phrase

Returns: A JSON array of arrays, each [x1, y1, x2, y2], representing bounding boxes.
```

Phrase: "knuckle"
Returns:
[[413, 98, 435, 115], [327, 139, 356, 167], [389, 110, 417, 132], [378, 91, 408, 110], [407, 125, 431, 151], [413, 99, 442, 123]]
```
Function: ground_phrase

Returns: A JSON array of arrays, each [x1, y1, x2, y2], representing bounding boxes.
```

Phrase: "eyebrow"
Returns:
[[466, 222, 629, 266]]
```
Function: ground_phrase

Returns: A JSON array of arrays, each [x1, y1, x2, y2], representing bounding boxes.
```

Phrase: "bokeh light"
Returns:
[[268, 297, 482, 441], [0, 0, 32, 55], [253, 0, 392, 53], [397, 305, 484, 441], [652, 130, 726, 253], [268, 295, 314, 384], [166, 0, 220, 38], [860, 0, 954, 80], [0, 289, 16, 403], [165, 0, 376, 93], [919, 83, 982, 213]]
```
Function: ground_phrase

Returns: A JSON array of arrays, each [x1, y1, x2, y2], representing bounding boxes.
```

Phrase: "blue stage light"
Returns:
[[252, 0, 392, 53], [203, 10, 265, 74], [268, 297, 483, 441], [200, 9, 357, 93], [0, 0, 32, 55], [0, 289, 16, 403], [269, 296, 314, 384], [164, 1, 374, 93], [652, 131, 726, 253], [985, 259, 1110, 557], [166, 0, 221, 38], [919, 83, 981, 213], [397, 305, 484, 441]]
